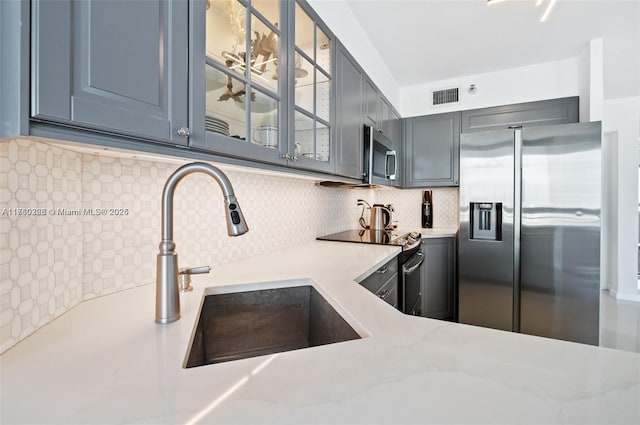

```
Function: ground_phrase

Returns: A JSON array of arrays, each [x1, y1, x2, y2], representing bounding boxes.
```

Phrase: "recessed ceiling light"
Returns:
[[486, 0, 558, 22], [540, 0, 557, 22]]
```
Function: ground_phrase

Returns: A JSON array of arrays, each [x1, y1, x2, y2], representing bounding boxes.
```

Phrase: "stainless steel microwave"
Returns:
[[363, 125, 397, 185]]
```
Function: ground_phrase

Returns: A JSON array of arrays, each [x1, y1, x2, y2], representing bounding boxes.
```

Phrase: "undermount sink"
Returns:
[[185, 281, 363, 368]]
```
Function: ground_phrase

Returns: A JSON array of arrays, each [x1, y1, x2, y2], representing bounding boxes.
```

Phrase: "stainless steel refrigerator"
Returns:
[[458, 122, 601, 345]]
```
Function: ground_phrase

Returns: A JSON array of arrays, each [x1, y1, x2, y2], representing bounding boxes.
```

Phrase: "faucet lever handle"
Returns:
[[180, 266, 211, 275], [178, 266, 211, 292]]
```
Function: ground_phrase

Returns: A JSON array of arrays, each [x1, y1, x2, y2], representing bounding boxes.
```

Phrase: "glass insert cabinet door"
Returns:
[[291, 1, 332, 168], [198, 0, 333, 170], [203, 0, 284, 162]]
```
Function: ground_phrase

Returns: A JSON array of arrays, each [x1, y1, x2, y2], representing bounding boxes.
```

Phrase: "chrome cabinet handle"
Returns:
[[176, 127, 191, 138], [377, 289, 390, 299], [376, 266, 388, 274]]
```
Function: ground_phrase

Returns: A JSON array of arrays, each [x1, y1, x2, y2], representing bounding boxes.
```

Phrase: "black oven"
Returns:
[[363, 125, 397, 185]]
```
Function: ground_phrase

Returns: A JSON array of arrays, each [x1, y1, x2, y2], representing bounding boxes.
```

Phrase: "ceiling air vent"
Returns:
[[432, 88, 459, 106]]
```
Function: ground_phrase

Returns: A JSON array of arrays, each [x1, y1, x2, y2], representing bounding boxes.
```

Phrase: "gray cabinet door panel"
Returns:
[[461, 96, 579, 133], [32, 0, 188, 145], [335, 45, 363, 179], [404, 112, 460, 187], [31, 0, 71, 121], [364, 78, 378, 128], [379, 96, 391, 136], [422, 237, 455, 320]]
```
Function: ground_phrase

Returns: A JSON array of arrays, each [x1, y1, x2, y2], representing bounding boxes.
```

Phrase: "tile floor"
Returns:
[[600, 289, 640, 353]]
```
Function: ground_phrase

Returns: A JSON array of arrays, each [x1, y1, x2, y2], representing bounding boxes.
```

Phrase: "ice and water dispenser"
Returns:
[[470, 202, 502, 241]]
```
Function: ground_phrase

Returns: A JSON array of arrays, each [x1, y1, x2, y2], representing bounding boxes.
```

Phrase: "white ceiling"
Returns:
[[345, 0, 640, 99]]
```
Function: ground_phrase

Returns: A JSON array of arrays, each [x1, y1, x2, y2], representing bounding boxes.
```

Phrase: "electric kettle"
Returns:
[[358, 199, 394, 231], [370, 204, 394, 230]]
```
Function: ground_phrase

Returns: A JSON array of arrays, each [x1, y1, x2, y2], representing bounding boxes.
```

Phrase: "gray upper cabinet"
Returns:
[[403, 112, 460, 188], [334, 43, 364, 179], [333, 42, 399, 182], [287, 0, 334, 174], [25, 0, 397, 184], [379, 96, 391, 136], [364, 79, 379, 129], [460, 96, 579, 133], [189, 0, 287, 165], [363, 78, 396, 138], [190, 0, 334, 174], [31, 0, 188, 145], [421, 237, 456, 321]]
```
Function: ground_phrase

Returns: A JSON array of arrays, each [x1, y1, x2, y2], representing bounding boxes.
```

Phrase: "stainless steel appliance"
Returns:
[[458, 122, 602, 345], [317, 230, 423, 314], [369, 204, 394, 231], [363, 125, 397, 185], [357, 199, 394, 231]]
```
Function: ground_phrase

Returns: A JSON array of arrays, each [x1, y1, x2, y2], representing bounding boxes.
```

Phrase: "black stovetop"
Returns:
[[317, 229, 420, 250]]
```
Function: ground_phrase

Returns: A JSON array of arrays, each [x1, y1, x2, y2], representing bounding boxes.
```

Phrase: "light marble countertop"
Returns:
[[2, 240, 639, 424], [417, 227, 458, 238]]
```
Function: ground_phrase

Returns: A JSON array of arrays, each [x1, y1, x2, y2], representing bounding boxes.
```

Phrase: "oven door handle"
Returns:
[[403, 252, 424, 275]]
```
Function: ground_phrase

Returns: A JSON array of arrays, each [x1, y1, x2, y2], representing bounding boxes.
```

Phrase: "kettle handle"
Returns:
[[382, 206, 392, 229]]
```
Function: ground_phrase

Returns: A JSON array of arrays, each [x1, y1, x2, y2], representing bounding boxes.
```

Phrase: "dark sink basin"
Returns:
[[185, 284, 362, 368]]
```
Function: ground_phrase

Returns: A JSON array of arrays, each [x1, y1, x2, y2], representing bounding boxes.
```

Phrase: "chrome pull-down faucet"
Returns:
[[156, 162, 249, 324]]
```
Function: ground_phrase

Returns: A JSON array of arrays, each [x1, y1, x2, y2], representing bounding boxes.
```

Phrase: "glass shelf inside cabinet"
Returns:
[[206, 1, 279, 93], [205, 64, 246, 141], [205, 0, 281, 151], [294, 112, 328, 162]]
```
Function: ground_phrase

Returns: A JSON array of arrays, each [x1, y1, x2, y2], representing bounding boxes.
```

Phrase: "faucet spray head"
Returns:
[[225, 195, 249, 236]]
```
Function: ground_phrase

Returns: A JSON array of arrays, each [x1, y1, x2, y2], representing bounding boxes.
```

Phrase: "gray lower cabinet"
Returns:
[[360, 257, 399, 310], [403, 112, 460, 187], [334, 43, 364, 179], [460, 96, 579, 133], [31, 0, 188, 145], [421, 237, 456, 321]]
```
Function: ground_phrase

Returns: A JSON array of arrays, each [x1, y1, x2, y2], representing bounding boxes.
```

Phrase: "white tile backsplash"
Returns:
[[1, 137, 458, 353], [373, 187, 459, 229], [1, 139, 83, 353]]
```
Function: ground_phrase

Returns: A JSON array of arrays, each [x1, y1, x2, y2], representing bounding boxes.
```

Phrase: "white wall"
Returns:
[[602, 131, 619, 290], [399, 58, 581, 118], [307, 0, 400, 108], [578, 38, 605, 122], [603, 96, 640, 300], [578, 38, 607, 122]]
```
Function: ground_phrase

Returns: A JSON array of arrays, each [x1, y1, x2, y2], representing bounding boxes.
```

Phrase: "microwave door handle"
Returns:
[[385, 150, 397, 180]]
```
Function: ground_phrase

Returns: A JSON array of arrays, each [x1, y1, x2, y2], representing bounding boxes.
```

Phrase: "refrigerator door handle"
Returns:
[[512, 129, 523, 333]]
